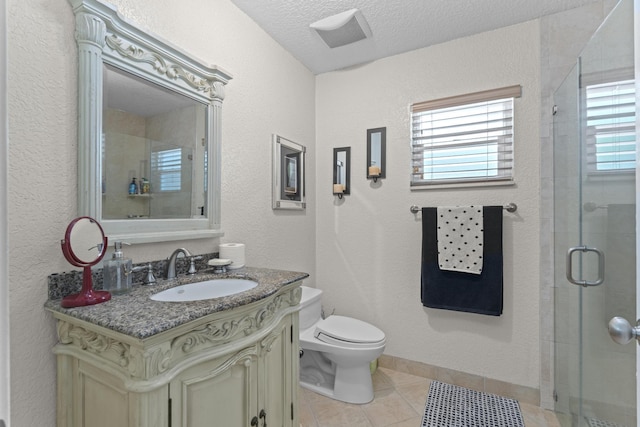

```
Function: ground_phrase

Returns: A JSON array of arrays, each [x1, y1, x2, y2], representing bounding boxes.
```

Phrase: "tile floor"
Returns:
[[298, 367, 561, 427]]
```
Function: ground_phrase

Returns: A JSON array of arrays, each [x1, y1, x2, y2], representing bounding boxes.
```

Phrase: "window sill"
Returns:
[[410, 179, 515, 191]]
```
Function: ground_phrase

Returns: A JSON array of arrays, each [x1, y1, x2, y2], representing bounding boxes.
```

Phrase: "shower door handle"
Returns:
[[608, 317, 640, 345], [566, 246, 604, 287]]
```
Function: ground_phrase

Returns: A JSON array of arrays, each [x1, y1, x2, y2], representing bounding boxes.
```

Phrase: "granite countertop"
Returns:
[[44, 267, 308, 340]]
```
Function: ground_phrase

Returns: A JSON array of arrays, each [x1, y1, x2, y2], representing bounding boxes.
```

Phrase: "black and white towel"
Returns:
[[436, 206, 484, 275], [421, 206, 503, 316]]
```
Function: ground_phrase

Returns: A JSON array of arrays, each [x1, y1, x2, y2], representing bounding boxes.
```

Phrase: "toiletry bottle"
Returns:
[[129, 178, 137, 195], [103, 241, 133, 295]]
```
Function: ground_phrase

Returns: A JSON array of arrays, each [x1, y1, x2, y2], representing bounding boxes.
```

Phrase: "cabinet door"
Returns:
[[76, 360, 131, 427], [170, 347, 259, 427], [58, 354, 169, 427], [259, 315, 296, 427]]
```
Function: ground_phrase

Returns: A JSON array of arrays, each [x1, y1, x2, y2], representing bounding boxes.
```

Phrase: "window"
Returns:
[[411, 85, 521, 187], [151, 148, 182, 191], [585, 79, 635, 173]]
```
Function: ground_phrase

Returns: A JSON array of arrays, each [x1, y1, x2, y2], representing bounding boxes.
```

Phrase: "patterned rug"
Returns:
[[586, 417, 627, 427], [421, 381, 525, 427]]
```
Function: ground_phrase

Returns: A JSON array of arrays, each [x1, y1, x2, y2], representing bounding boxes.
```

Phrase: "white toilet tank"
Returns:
[[299, 286, 323, 330]]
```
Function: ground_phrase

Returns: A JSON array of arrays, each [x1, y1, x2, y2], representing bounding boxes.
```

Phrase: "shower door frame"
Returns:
[[635, 0, 639, 422]]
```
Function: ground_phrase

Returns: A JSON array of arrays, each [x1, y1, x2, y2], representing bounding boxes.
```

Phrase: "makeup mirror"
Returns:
[[68, 217, 106, 264], [70, 0, 232, 243], [366, 127, 386, 182], [333, 147, 351, 198], [60, 217, 110, 308], [273, 134, 306, 210]]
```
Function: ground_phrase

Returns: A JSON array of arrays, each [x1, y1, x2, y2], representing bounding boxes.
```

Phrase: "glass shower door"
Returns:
[[553, 0, 636, 426]]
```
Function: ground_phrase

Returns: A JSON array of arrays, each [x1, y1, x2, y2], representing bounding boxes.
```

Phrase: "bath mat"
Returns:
[[421, 381, 524, 427], [586, 417, 627, 427]]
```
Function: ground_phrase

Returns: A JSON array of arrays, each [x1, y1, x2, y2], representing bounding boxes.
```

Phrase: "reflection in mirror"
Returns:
[[367, 127, 386, 181], [102, 65, 207, 220], [70, 0, 232, 243], [333, 147, 351, 198], [284, 155, 298, 195], [273, 134, 306, 210]]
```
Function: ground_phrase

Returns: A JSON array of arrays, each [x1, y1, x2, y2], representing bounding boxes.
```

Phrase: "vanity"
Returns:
[[45, 267, 307, 427]]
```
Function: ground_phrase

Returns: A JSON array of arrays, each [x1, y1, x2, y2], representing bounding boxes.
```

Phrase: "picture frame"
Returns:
[[272, 134, 306, 210]]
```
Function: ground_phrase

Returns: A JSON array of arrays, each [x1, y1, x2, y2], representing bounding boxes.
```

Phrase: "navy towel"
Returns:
[[421, 206, 503, 316]]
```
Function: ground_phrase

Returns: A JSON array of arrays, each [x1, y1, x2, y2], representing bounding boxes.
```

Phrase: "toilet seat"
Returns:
[[314, 315, 385, 347]]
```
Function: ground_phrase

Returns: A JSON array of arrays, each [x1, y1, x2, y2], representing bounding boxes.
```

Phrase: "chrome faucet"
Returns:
[[165, 248, 192, 279]]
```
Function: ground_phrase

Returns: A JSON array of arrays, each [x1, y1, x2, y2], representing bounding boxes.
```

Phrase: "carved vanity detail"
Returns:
[[47, 269, 305, 427]]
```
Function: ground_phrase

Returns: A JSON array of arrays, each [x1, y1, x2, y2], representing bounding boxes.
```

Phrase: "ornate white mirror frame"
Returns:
[[69, 0, 232, 243]]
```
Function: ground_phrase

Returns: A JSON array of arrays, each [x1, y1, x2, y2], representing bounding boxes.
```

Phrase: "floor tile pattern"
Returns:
[[299, 367, 561, 427]]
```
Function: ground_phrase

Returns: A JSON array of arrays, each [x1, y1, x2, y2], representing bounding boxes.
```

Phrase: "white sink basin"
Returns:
[[150, 279, 258, 302]]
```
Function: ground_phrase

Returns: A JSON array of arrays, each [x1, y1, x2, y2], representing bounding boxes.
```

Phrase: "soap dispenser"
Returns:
[[103, 241, 133, 295], [129, 178, 137, 195]]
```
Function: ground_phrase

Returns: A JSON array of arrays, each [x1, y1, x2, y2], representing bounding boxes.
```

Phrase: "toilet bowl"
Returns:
[[298, 286, 386, 404]]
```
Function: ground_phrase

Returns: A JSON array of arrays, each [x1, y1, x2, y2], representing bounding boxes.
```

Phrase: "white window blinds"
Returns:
[[411, 85, 521, 187], [151, 148, 182, 192], [585, 79, 636, 172]]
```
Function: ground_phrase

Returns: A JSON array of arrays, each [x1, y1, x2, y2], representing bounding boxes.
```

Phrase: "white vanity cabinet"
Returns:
[[50, 282, 301, 427], [169, 315, 294, 426]]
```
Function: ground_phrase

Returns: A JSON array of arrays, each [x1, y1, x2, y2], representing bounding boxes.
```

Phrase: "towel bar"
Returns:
[[410, 203, 517, 214]]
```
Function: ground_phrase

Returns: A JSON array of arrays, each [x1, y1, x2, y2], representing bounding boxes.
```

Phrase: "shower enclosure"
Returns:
[[553, 0, 637, 425]]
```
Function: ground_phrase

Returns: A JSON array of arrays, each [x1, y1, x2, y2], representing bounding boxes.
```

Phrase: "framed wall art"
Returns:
[[272, 134, 306, 210]]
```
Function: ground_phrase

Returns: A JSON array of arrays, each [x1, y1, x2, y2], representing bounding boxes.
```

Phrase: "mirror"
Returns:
[[102, 65, 207, 220], [70, 0, 232, 243], [367, 127, 386, 181], [68, 217, 106, 264], [60, 216, 110, 308], [333, 147, 351, 198], [272, 134, 306, 210]]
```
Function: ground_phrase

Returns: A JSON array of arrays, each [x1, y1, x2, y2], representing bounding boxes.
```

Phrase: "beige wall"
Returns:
[[315, 20, 541, 388], [7, 0, 315, 425]]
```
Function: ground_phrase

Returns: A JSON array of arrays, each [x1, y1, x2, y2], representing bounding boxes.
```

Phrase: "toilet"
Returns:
[[298, 286, 386, 404]]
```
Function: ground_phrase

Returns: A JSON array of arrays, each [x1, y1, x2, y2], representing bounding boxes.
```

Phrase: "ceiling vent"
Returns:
[[310, 9, 372, 48]]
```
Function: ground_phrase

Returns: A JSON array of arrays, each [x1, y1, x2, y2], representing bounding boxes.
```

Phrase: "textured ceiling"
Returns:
[[229, 0, 601, 74]]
